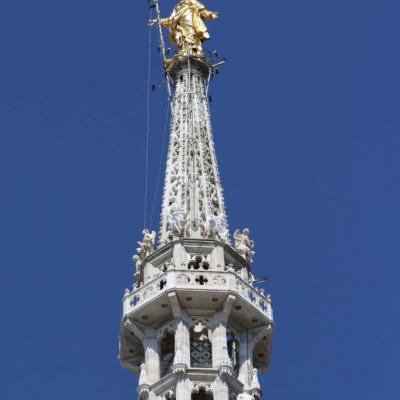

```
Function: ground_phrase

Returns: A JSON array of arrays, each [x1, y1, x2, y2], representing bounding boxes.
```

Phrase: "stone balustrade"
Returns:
[[123, 269, 273, 322]]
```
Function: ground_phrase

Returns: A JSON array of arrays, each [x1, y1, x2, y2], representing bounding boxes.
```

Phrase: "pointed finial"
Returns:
[[139, 363, 149, 386]]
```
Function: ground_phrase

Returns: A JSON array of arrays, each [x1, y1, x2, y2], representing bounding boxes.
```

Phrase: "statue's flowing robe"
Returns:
[[162, 1, 212, 47]]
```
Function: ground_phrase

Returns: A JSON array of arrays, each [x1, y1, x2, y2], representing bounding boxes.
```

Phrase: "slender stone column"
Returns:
[[175, 318, 191, 365], [169, 292, 192, 400], [144, 329, 160, 384], [175, 377, 193, 400], [212, 295, 236, 368], [212, 320, 228, 368], [169, 292, 191, 366], [213, 376, 230, 400], [238, 333, 253, 390]]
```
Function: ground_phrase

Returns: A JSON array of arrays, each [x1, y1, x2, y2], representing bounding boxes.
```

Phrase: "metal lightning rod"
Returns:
[[150, 0, 173, 101]]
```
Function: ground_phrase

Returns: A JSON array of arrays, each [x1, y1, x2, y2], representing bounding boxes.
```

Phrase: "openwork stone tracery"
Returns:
[[159, 61, 230, 246]]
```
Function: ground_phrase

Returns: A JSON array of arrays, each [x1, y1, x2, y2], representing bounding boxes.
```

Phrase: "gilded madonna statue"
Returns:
[[149, 0, 218, 55]]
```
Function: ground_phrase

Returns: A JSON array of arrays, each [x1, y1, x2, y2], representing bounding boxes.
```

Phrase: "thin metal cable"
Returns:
[[149, 100, 171, 229], [143, 8, 154, 229]]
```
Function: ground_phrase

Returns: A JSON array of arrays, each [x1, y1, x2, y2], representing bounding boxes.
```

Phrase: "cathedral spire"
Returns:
[[158, 55, 230, 245], [149, 1, 229, 245], [119, 3, 274, 400]]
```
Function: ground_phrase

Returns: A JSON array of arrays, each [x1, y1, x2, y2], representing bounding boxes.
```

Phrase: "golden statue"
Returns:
[[149, 0, 218, 56]]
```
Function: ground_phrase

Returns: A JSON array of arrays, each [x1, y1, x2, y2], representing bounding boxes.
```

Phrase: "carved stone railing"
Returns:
[[123, 270, 273, 322]]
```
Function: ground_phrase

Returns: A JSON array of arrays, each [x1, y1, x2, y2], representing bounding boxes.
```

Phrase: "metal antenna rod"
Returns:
[[151, 0, 172, 100], [254, 276, 269, 285]]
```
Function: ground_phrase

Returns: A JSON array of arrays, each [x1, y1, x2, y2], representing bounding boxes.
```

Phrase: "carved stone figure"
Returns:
[[133, 229, 156, 279], [239, 267, 249, 281], [234, 228, 255, 263], [149, 0, 218, 55], [192, 322, 209, 341], [167, 206, 187, 237], [132, 254, 141, 276], [225, 263, 235, 273], [137, 229, 156, 259], [208, 212, 229, 242], [249, 272, 255, 284]]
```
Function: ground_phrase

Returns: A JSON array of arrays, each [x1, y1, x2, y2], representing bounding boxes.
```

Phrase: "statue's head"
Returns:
[[243, 228, 250, 236]]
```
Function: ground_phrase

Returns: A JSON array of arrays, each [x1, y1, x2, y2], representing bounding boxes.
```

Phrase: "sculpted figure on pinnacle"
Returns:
[[132, 229, 156, 278], [167, 206, 188, 239], [208, 212, 229, 242], [137, 229, 156, 258], [149, 0, 218, 56], [234, 228, 255, 263]]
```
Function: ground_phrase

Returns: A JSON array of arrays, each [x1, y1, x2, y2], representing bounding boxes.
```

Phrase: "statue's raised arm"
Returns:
[[200, 9, 218, 21], [149, 0, 218, 56]]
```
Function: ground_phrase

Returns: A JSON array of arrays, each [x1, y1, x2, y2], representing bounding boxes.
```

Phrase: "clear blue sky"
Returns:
[[1, 1, 399, 399]]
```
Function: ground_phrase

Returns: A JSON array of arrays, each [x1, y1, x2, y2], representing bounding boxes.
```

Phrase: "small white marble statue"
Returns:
[[132, 254, 141, 276], [133, 229, 156, 275], [192, 322, 209, 341], [137, 229, 156, 258], [238, 267, 250, 281], [208, 212, 229, 242], [234, 228, 255, 263], [167, 206, 187, 236]]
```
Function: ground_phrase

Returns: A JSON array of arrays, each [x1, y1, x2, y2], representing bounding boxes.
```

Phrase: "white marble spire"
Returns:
[[158, 58, 230, 246], [119, 7, 274, 400]]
